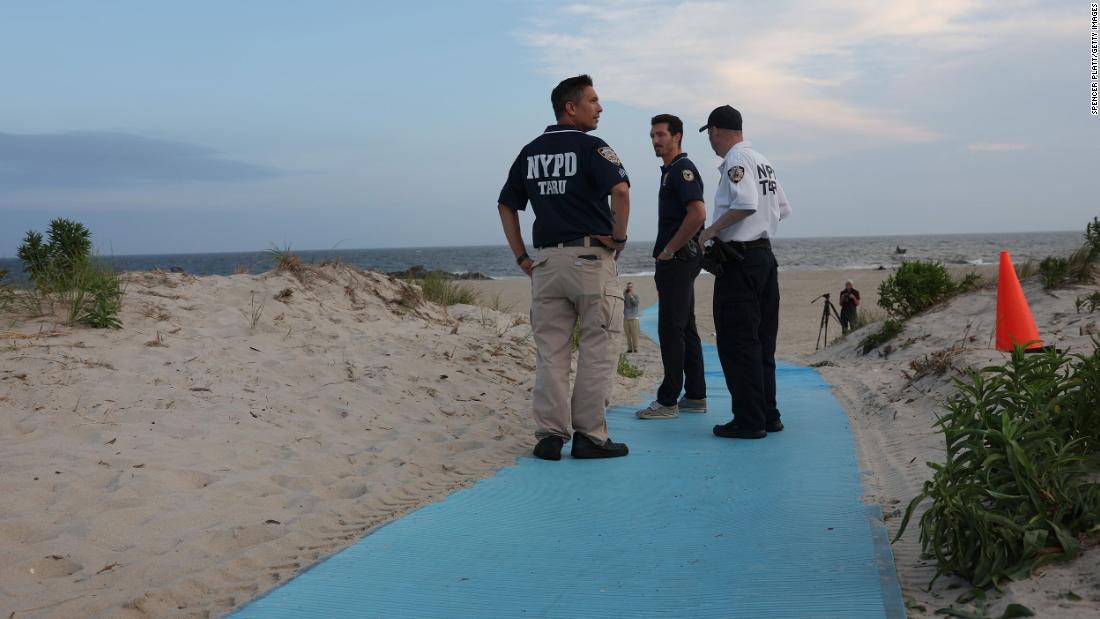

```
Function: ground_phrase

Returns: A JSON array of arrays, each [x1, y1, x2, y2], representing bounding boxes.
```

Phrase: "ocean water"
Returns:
[[0, 231, 1084, 285]]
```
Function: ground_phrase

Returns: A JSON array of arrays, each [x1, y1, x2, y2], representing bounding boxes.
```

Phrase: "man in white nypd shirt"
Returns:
[[698, 105, 791, 440]]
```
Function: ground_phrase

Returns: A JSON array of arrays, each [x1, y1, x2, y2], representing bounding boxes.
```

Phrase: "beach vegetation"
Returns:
[[74, 262, 124, 329], [617, 353, 642, 378], [17, 218, 92, 286], [851, 307, 888, 332], [14, 218, 124, 328], [0, 267, 12, 310], [893, 340, 1100, 589], [1014, 260, 1040, 281], [418, 272, 479, 306], [878, 260, 957, 319], [248, 291, 265, 330], [263, 243, 305, 277], [1033, 217, 1100, 290], [1038, 256, 1069, 290], [1074, 292, 1100, 313], [857, 319, 904, 355], [953, 271, 989, 294]]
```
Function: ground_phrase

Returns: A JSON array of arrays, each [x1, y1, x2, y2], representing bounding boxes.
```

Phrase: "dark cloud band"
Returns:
[[0, 131, 282, 190]]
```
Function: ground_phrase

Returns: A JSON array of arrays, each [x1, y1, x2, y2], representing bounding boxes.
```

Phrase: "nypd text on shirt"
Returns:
[[757, 164, 777, 195], [527, 152, 577, 195]]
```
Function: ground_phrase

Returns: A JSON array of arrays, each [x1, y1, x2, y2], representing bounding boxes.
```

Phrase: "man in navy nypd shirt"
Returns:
[[497, 74, 632, 461], [635, 114, 708, 420]]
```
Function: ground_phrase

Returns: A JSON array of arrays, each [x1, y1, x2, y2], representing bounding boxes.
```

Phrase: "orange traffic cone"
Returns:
[[996, 251, 1043, 352]]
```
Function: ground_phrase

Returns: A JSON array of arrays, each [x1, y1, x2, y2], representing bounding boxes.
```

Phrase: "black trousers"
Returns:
[[654, 257, 706, 405], [712, 247, 780, 431]]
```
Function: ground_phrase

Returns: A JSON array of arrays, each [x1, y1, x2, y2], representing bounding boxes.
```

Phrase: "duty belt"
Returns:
[[724, 238, 771, 252]]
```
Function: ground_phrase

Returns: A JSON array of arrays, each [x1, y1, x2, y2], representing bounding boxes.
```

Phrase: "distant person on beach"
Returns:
[[839, 280, 860, 334], [624, 282, 641, 353], [698, 105, 791, 440], [636, 113, 707, 420], [497, 74, 632, 461]]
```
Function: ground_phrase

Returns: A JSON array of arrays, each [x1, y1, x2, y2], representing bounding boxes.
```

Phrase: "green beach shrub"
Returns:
[[617, 353, 643, 378], [1035, 217, 1100, 290], [894, 341, 1100, 589], [857, 318, 904, 355], [15, 218, 123, 327], [1038, 256, 1069, 290], [878, 260, 956, 319]]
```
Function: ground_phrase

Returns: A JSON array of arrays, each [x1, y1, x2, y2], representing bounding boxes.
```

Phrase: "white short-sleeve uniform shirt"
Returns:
[[712, 140, 792, 242]]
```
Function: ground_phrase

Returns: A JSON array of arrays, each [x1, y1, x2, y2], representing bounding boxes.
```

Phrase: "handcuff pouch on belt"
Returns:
[[700, 240, 744, 276]]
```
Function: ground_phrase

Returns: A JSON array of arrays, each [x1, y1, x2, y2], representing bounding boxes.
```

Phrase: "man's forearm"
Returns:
[[610, 183, 630, 240], [662, 202, 706, 253], [706, 208, 751, 236], [497, 204, 527, 258]]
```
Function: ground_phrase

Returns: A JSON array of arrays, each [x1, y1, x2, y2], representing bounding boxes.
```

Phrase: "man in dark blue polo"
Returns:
[[497, 74, 632, 461], [635, 114, 708, 420]]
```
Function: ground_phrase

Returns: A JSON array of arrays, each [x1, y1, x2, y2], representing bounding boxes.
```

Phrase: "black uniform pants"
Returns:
[[654, 256, 706, 405], [712, 247, 780, 431]]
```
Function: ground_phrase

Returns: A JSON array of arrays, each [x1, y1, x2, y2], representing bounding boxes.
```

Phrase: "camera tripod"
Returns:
[[811, 293, 841, 351]]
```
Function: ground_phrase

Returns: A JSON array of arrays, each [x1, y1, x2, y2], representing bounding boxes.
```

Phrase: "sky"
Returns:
[[1, 0, 1097, 257]]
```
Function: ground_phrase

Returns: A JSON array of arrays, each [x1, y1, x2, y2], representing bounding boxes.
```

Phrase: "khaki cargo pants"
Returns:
[[530, 245, 623, 443]]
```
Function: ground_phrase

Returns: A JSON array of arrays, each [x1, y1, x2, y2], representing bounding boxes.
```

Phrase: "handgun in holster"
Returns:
[[700, 240, 743, 276]]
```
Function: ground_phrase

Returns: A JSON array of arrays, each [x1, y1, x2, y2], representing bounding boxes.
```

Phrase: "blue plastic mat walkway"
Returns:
[[230, 305, 904, 618]]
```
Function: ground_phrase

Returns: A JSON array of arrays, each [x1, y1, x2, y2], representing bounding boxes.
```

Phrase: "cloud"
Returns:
[[516, 1, 1074, 148], [0, 131, 283, 191], [967, 142, 1027, 152]]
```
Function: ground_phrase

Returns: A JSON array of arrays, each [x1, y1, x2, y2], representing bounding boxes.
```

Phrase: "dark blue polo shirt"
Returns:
[[498, 124, 630, 248], [653, 152, 704, 258]]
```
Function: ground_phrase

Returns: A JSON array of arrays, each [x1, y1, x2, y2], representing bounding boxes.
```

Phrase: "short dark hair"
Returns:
[[651, 113, 684, 145], [552, 74, 593, 119]]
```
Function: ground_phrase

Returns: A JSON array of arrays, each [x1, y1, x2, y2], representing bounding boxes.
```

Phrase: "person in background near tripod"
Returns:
[[839, 279, 860, 334], [636, 113, 707, 420], [624, 282, 641, 353], [698, 105, 791, 439]]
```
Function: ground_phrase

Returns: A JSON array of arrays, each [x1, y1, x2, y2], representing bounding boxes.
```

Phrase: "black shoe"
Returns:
[[533, 436, 564, 461], [712, 421, 767, 439], [766, 419, 784, 433], [571, 433, 629, 459]]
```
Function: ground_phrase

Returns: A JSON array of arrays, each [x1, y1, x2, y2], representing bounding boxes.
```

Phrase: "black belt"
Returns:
[[536, 236, 604, 249], [724, 238, 771, 252]]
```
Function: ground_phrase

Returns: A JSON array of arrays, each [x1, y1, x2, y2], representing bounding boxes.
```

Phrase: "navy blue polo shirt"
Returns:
[[653, 153, 704, 258], [498, 124, 630, 248]]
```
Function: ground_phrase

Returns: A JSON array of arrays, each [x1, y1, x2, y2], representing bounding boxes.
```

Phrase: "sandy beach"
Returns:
[[3, 261, 1098, 617], [467, 267, 907, 357]]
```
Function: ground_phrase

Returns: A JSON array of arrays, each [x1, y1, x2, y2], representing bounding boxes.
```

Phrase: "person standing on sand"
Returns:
[[698, 105, 791, 440], [839, 279, 860, 334], [624, 282, 641, 353], [496, 74, 632, 461], [635, 113, 708, 420]]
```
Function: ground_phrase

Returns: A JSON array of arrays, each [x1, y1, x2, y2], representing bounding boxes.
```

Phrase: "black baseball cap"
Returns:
[[698, 105, 742, 132]]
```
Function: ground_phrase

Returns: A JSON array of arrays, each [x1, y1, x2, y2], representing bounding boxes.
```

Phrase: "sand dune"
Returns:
[[0, 265, 660, 618]]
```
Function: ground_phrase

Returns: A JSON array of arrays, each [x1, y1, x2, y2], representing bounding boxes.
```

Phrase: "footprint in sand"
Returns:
[[21, 555, 83, 578]]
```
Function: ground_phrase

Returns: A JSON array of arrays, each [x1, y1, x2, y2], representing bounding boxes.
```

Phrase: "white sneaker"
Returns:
[[635, 400, 679, 419], [677, 397, 707, 413]]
